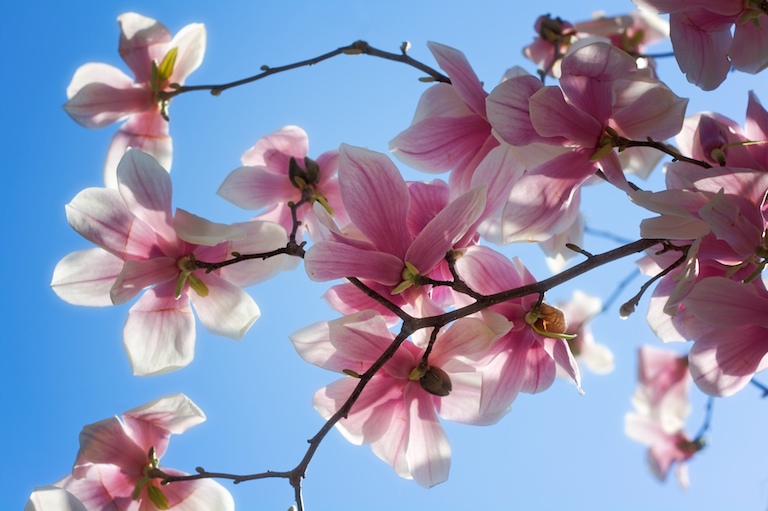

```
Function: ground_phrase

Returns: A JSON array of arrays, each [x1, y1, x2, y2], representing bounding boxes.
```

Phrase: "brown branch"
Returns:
[[160, 236, 664, 509], [158, 40, 449, 101]]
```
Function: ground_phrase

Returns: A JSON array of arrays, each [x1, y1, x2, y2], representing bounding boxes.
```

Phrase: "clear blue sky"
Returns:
[[4, 1, 768, 510]]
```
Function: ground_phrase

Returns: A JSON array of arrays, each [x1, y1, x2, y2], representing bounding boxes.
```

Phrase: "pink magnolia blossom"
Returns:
[[56, 394, 234, 511], [51, 150, 293, 375], [634, 0, 768, 90], [389, 42, 503, 195], [487, 42, 688, 243], [524, 11, 668, 78], [64, 13, 206, 186], [452, 245, 582, 418], [290, 309, 510, 488], [217, 125, 347, 242], [304, 144, 487, 309], [624, 345, 701, 488], [683, 276, 768, 396]]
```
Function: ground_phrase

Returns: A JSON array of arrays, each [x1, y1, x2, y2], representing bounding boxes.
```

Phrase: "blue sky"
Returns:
[[5, 1, 768, 510]]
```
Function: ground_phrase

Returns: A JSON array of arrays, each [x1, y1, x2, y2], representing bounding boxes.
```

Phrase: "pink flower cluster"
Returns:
[[625, 346, 703, 488], [637, 92, 768, 396], [28, 394, 233, 511]]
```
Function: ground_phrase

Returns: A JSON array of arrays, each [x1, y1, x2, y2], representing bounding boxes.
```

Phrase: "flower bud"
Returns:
[[533, 303, 567, 335], [419, 366, 452, 397]]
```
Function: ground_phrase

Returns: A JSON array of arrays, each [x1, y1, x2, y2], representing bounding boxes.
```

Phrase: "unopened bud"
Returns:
[[419, 366, 452, 397]]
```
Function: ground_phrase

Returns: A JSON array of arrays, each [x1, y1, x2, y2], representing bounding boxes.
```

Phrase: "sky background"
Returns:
[[5, 1, 768, 510]]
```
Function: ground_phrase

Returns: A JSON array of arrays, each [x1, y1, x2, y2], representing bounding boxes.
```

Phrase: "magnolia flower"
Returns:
[[290, 310, 510, 488], [453, 245, 582, 418], [304, 144, 487, 306], [218, 125, 347, 242], [389, 42, 503, 195], [51, 150, 293, 375], [57, 394, 234, 511], [487, 42, 687, 243], [634, 0, 768, 90], [683, 276, 768, 396], [625, 346, 702, 488], [64, 13, 206, 186]]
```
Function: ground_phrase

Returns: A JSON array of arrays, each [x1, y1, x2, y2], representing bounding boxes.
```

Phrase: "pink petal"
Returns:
[[63, 63, 151, 128], [304, 240, 404, 285], [116, 149, 175, 241], [404, 384, 451, 488], [291, 321, 368, 373], [105, 113, 171, 188], [746, 91, 768, 167], [685, 277, 768, 328], [338, 145, 412, 259], [78, 416, 146, 470], [434, 372, 501, 425], [190, 273, 260, 339], [313, 376, 402, 445], [217, 165, 297, 209], [329, 311, 415, 376], [111, 257, 177, 304], [406, 181, 450, 236], [612, 78, 688, 140], [323, 282, 402, 324], [730, 16, 768, 74], [173, 208, 245, 246], [65, 187, 147, 259], [486, 75, 562, 146], [167, 23, 207, 84], [406, 184, 486, 273], [58, 466, 132, 511], [240, 125, 308, 169], [123, 282, 195, 376], [51, 248, 125, 306], [123, 393, 205, 442], [529, 86, 602, 146], [688, 326, 768, 396], [500, 151, 588, 243], [118, 13, 171, 83], [454, 245, 523, 295], [559, 42, 637, 123], [389, 115, 491, 173], [698, 190, 763, 259], [427, 41, 487, 116], [669, 10, 732, 90]]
